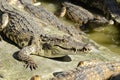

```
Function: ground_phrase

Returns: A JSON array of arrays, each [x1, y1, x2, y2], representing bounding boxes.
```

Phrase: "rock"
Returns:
[[0, 39, 120, 80]]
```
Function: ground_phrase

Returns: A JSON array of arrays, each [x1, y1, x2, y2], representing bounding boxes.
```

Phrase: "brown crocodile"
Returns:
[[50, 61, 120, 80], [73, 0, 120, 24], [58, 2, 109, 29], [0, 0, 91, 70]]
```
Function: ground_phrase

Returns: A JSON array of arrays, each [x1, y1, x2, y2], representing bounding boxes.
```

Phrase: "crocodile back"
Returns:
[[63, 2, 94, 24], [51, 62, 120, 80]]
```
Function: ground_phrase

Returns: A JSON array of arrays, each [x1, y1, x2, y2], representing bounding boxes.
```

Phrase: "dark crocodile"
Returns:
[[74, 0, 120, 24], [50, 61, 120, 80], [59, 2, 108, 28], [0, 0, 91, 70]]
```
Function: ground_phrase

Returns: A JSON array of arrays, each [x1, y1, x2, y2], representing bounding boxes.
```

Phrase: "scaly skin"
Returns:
[[50, 61, 120, 80], [17, 0, 83, 38], [60, 2, 108, 27], [0, 0, 91, 70], [77, 0, 120, 23]]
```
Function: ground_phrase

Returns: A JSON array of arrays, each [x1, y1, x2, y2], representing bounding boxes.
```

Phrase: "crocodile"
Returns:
[[50, 61, 120, 80], [0, 0, 91, 70], [13, 0, 84, 38], [73, 0, 120, 24], [58, 2, 109, 30]]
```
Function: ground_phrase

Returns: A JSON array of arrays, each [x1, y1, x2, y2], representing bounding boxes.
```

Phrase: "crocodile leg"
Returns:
[[0, 13, 9, 30], [17, 36, 40, 70], [57, 6, 67, 17], [17, 45, 38, 70], [0, 13, 9, 40]]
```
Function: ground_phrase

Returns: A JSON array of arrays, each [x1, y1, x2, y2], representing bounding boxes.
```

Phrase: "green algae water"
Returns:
[[88, 25, 120, 53], [39, 0, 120, 54]]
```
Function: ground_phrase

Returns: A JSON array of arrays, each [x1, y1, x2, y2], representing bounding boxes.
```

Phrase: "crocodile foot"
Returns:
[[24, 60, 38, 70]]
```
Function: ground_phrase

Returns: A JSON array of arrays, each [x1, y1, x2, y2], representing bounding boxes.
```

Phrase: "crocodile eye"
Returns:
[[21, 42, 27, 47], [21, 43, 25, 47], [42, 43, 51, 50]]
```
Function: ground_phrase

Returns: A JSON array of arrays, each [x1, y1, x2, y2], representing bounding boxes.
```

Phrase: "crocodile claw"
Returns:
[[24, 61, 38, 70]]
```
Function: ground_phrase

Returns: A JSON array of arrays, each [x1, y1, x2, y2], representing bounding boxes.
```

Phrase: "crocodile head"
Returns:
[[88, 15, 109, 27], [39, 34, 90, 58]]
